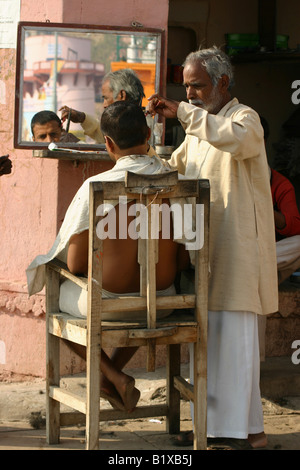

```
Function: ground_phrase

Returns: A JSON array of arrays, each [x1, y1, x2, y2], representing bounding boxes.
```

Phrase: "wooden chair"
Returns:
[[45, 171, 210, 450]]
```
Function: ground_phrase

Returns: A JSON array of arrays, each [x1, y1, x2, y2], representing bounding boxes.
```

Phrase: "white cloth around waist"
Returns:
[[59, 279, 176, 321], [189, 310, 264, 439]]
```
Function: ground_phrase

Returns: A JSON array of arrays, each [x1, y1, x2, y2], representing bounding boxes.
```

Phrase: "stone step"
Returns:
[[260, 356, 300, 398]]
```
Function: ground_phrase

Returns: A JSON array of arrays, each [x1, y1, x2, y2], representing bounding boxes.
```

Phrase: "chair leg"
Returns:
[[193, 340, 207, 450], [85, 323, 101, 450], [166, 344, 181, 434], [85, 372, 100, 450], [46, 333, 60, 444], [46, 267, 61, 445]]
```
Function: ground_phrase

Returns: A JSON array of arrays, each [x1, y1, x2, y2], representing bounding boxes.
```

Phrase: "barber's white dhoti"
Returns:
[[59, 279, 176, 321], [190, 310, 264, 439]]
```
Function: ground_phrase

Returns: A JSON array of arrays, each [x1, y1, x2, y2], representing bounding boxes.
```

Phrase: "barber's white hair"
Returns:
[[183, 46, 235, 90], [103, 68, 145, 105]]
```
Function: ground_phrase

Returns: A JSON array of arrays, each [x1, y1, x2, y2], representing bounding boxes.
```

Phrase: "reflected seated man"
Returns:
[[31, 110, 80, 143], [26, 101, 190, 412]]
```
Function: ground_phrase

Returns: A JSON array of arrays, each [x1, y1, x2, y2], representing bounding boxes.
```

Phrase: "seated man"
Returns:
[[258, 117, 300, 362], [27, 101, 190, 412], [260, 116, 300, 283], [31, 110, 80, 143], [259, 165, 300, 362], [270, 165, 300, 283]]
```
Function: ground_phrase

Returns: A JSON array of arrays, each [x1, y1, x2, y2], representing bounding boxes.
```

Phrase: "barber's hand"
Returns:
[[59, 106, 86, 124], [0, 155, 12, 176], [146, 94, 179, 119]]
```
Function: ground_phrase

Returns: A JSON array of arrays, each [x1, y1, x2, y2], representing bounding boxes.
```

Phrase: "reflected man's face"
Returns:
[[101, 80, 115, 109], [32, 120, 62, 142], [102, 79, 127, 109]]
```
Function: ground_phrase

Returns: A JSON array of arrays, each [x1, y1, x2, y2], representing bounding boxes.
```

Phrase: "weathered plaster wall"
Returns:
[[0, 0, 169, 379]]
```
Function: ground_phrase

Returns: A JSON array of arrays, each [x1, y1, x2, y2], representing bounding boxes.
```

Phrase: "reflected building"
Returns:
[[22, 34, 105, 140]]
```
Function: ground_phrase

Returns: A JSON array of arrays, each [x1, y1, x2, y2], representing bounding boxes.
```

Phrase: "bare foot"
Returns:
[[247, 432, 268, 448], [100, 377, 125, 411], [116, 374, 140, 412], [101, 373, 140, 413]]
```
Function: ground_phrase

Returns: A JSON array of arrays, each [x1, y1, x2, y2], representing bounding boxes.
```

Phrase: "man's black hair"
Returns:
[[100, 101, 149, 150], [31, 110, 62, 135]]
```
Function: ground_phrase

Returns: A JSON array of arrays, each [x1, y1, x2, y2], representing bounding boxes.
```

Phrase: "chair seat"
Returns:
[[49, 310, 198, 348]]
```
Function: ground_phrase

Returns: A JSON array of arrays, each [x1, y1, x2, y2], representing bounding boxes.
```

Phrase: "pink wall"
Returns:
[[0, 0, 169, 378]]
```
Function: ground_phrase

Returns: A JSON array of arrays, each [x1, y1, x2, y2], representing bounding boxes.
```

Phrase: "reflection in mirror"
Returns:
[[15, 22, 163, 150]]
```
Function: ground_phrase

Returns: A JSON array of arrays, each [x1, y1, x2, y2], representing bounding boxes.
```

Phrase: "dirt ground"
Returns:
[[0, 363, 299, 451]]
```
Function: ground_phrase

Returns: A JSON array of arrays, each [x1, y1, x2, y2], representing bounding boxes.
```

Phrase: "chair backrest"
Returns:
[[87, 171, 210, 370]]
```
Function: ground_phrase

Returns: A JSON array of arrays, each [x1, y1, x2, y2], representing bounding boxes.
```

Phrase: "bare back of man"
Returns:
[[67, 199, 189, 292]]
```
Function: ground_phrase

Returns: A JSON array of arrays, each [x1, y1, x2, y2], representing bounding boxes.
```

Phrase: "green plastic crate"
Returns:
[[276, 34, 289, 50], [225, 33, 260, 55]]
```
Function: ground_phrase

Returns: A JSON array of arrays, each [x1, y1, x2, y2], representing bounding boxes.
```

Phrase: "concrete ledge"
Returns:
[[265, 281, 300, 357], [260, 356, 300, 398], [277, 280, 300, 318]]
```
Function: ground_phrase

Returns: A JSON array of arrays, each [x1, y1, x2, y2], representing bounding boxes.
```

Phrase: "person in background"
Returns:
[[271, 166, 300, 282], [260, 116, 300, 283], [257, 117, 300, 363], [147, 46, 278, 450]]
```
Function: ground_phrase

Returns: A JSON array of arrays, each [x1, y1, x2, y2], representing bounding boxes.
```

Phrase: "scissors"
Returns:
[[65, 108, 72, 133]]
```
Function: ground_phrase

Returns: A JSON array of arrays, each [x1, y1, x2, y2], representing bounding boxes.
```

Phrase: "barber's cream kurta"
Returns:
[[170, 98, 278, 316]]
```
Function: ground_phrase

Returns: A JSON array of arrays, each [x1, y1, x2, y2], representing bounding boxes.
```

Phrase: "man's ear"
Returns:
[[104, 135, 115, 152], [118, 89, 127, 101], [219, 74, 230, 93]]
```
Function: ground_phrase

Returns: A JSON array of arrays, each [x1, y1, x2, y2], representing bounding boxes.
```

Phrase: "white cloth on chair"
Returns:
[[59, 279, 176, 320], [26, 154, 171, 296]]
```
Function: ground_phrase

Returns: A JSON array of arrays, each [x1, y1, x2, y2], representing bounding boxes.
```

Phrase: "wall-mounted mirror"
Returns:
[[14, 22, 164, 152]]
